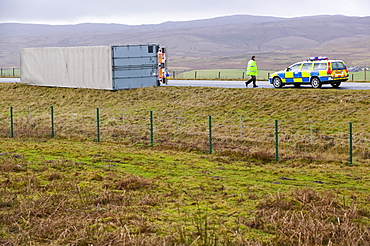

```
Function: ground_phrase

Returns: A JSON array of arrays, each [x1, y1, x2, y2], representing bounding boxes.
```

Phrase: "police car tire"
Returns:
[[310, 77, 322, 88], [272, 77, 283, 88], [330, 82, 341, 88]]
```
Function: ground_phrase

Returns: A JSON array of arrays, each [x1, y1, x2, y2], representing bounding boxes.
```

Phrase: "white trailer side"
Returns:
[[20, 45, 163, 90]]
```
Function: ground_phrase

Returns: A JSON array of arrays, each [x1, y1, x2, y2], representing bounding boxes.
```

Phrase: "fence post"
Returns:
[[13, 68, 15, 77], [50, 106, 55, 138], [352, 74, 354, 81], [173, 71, 176, 79], [10, 107, 14, 138], [275, 119, 279, 162], [150, 111, 154, 147], [96, 108, 100, 142], [218, 71, 221, 79], [195, 71, 197, 79], [242, 72, 245, 80], [209, 115, 213, 154], [349, 122, 353, 165], [1, 68, 2, 76]]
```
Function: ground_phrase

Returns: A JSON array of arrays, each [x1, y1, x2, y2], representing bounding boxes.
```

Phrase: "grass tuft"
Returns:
[[248, 188, 370, 245]]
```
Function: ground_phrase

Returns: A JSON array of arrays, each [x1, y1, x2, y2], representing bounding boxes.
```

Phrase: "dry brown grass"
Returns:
[[247, 188, 370, 246], [0, 157, 172, 245]]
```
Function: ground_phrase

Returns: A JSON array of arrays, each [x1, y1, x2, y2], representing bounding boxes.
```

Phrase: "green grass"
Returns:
[[1, 139, 370, 245], [175, 69, 274, 80], [0, 83, 370, 245], [1, 139, 369, 245]]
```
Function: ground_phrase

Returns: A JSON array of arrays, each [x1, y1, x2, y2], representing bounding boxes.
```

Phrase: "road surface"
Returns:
[[0, 78, 22, 83], [165, 80, 370, 90], [1, 78, 370, 90]]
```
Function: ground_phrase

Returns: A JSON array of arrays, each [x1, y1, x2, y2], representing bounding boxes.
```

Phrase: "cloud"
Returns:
[[0, 0, 369, 25]]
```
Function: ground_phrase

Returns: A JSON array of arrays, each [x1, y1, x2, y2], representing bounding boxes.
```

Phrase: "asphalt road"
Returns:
[[0, 78, 22, 83], [165, 80, 370, 90], [1, 78, 370, 90]]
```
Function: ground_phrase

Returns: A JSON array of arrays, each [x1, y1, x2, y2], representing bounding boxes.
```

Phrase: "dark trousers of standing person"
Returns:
[[245, 75, 257, 87]]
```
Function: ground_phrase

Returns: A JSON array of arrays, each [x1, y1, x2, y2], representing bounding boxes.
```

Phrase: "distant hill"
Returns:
[[1, 14, 369, 70]]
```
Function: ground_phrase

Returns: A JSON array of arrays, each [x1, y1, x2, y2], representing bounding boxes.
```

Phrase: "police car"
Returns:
[[269, 57, 349, 88]]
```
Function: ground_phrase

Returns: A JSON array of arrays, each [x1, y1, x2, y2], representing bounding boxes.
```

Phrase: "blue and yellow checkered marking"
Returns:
[[270, 70, 331, 83]]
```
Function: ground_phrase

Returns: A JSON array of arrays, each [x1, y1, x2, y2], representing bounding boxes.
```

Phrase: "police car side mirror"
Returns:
[[286, 67, 291, 72]]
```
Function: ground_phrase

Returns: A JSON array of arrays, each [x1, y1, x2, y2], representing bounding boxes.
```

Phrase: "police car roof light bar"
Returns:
[[309, 56, 329, 61]]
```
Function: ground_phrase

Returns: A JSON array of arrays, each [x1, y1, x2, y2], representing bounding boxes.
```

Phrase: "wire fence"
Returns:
[[1, 106, 369, 164], [0, 68, 20, 77]]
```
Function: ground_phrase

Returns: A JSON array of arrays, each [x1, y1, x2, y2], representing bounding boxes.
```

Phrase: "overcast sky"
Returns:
[[1, 0, 369, 25]]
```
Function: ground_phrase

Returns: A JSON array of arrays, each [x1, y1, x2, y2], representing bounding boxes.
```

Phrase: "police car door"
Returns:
[[285, 63, 302, 83], [300, 63, 313, 83]]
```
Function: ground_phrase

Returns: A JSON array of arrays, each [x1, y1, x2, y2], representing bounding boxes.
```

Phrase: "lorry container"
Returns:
[[20, 44, 167, 90]]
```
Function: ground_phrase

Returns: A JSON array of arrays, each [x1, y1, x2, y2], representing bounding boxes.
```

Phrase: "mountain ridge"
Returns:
[[1, 14, 369, 69]]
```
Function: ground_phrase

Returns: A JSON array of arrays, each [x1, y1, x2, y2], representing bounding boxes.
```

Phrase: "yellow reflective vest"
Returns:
[[247, 60, 258, 76]]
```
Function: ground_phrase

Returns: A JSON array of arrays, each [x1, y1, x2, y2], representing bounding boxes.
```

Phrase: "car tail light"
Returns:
[[327, 62, 332, 75]]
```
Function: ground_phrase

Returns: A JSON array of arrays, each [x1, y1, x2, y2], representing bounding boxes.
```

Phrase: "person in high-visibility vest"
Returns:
[[245, 56, 258, 88]]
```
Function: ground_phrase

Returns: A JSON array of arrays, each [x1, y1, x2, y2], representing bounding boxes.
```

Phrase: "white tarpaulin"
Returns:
[[21, 46, 113, 89]]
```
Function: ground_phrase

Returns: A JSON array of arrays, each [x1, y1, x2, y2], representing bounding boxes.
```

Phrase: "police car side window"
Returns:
[[301, 63, 312, 71], [313, 63, 327, 70], [288, 63, 301, 72]]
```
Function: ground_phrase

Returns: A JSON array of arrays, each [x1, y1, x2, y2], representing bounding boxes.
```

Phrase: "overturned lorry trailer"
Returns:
[[20, 44, 167, 90]]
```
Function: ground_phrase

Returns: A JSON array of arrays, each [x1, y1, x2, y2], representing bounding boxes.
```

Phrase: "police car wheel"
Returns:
[[310, 77, 322, 88], [330, 82, 341, 88], [272, 77, 283, 88]]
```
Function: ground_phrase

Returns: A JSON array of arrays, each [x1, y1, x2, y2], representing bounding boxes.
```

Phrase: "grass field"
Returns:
[[0, 68, 20, 77], [0, 83, 370, 245], [1, 68, 369, 82], [174, 69, 273, 80]]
